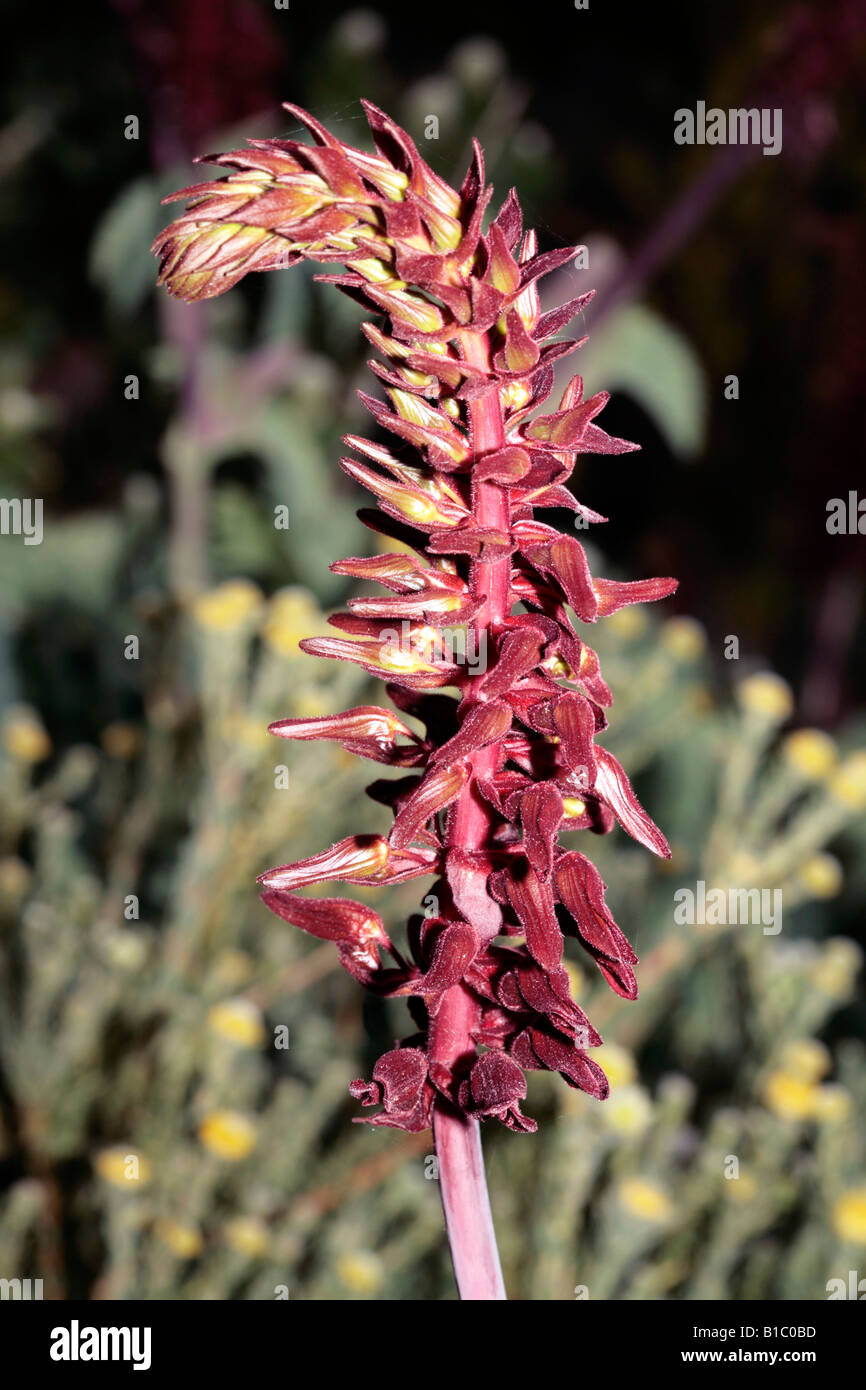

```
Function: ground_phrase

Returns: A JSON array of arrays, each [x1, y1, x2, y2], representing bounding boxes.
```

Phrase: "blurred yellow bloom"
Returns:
[[661, 616, 706, 662], [218, 713, 271, 753], [813, 1085, 852, 1125], [726, 850, 761, 883], [100, 721, 142, 759], [828, 752, 866, 811], [336, 1250, 385, 1295], [782, 728, 838, 781], [0, 856, 31, 903], [812, 938, 862, 1000], [797, 853, 843, 900], [94, 1147, 151, 1188], [736, 673, 793, 722], [618, 1177, 673, 1224], [725, 1170, 758, 1203], [832, 1189, 866, 1246], [198, 1110, 258, 1161], [563, 960, 585, 999], [603, 1084, 653, 1137], [778, 1039, 831, 1084], [192, 579, 263, 631], [762, 1070, 816, 1121], [211, 950, 254, 989], [207, 998, 265, 1049], [155, 1219, 203, 1259], [264, 587, 323, 655], [605, 606, 648, 641], [102, 930, 149, 973], [595, 1042, 637, 1089], [224, 1216, 270, 1259], [3, 707, 51, 763], [687, 685, 714, 715]]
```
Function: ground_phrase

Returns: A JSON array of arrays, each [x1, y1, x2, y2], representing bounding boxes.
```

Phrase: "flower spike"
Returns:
[[156, 100, 678, 1302]]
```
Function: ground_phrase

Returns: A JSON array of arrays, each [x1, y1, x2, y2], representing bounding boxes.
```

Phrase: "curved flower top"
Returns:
[[156, 101, 677, 1138]]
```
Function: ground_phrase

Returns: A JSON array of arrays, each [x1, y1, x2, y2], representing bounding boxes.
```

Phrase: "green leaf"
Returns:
[[581, 302, 707, 458]]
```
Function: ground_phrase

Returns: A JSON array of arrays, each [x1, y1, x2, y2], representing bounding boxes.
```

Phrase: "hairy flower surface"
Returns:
[[156, 101, 677, 1136]]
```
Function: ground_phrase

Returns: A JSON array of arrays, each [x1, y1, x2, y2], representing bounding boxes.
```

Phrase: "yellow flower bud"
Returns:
[[94, 1147, 151, 1188], [224, 1216, 270, 1259], [264, 587, 323, 655], [813, 937, 862, 999], [155, 1219, 203, 1259], [762, 1070, 816, 1121], [618, 1177, 673, 1224], [3, 707, 51, 763], [207, 998, 265, 1049], [778, 1039, 831, 1084], [198, 1110, 258, 1161], [595, 1042, 637, 1089], [832, 1188, 866, 1246], [812, 1085, 852, 1125], [661, 617, 706, 662], [336, 1251, 385, 1295], [192, 579, 263, 631], [782, 728, 838, 781], [603, 1085, 653, 1137], [797, 853, 843, 900], [828, 752, 866, 810], [725, 1170, 758, 1203], [605, 606, 648, 641], [212, 950, 254, 988], [736, 673, 793, 722]]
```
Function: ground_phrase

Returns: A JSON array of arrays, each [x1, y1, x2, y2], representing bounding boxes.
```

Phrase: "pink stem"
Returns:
[[430, 329, 510, 1300], [433, 1104, 506, 1300]]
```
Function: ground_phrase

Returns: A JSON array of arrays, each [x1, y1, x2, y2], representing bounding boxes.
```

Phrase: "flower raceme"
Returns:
[[155, 101, 677, 1137]]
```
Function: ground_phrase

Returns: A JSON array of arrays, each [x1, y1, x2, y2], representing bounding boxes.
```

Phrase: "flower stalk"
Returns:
[[154, 101, 678, 1299]]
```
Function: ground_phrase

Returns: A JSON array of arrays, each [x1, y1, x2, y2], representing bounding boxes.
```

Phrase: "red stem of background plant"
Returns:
[[430, 328, 509, 1299]]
